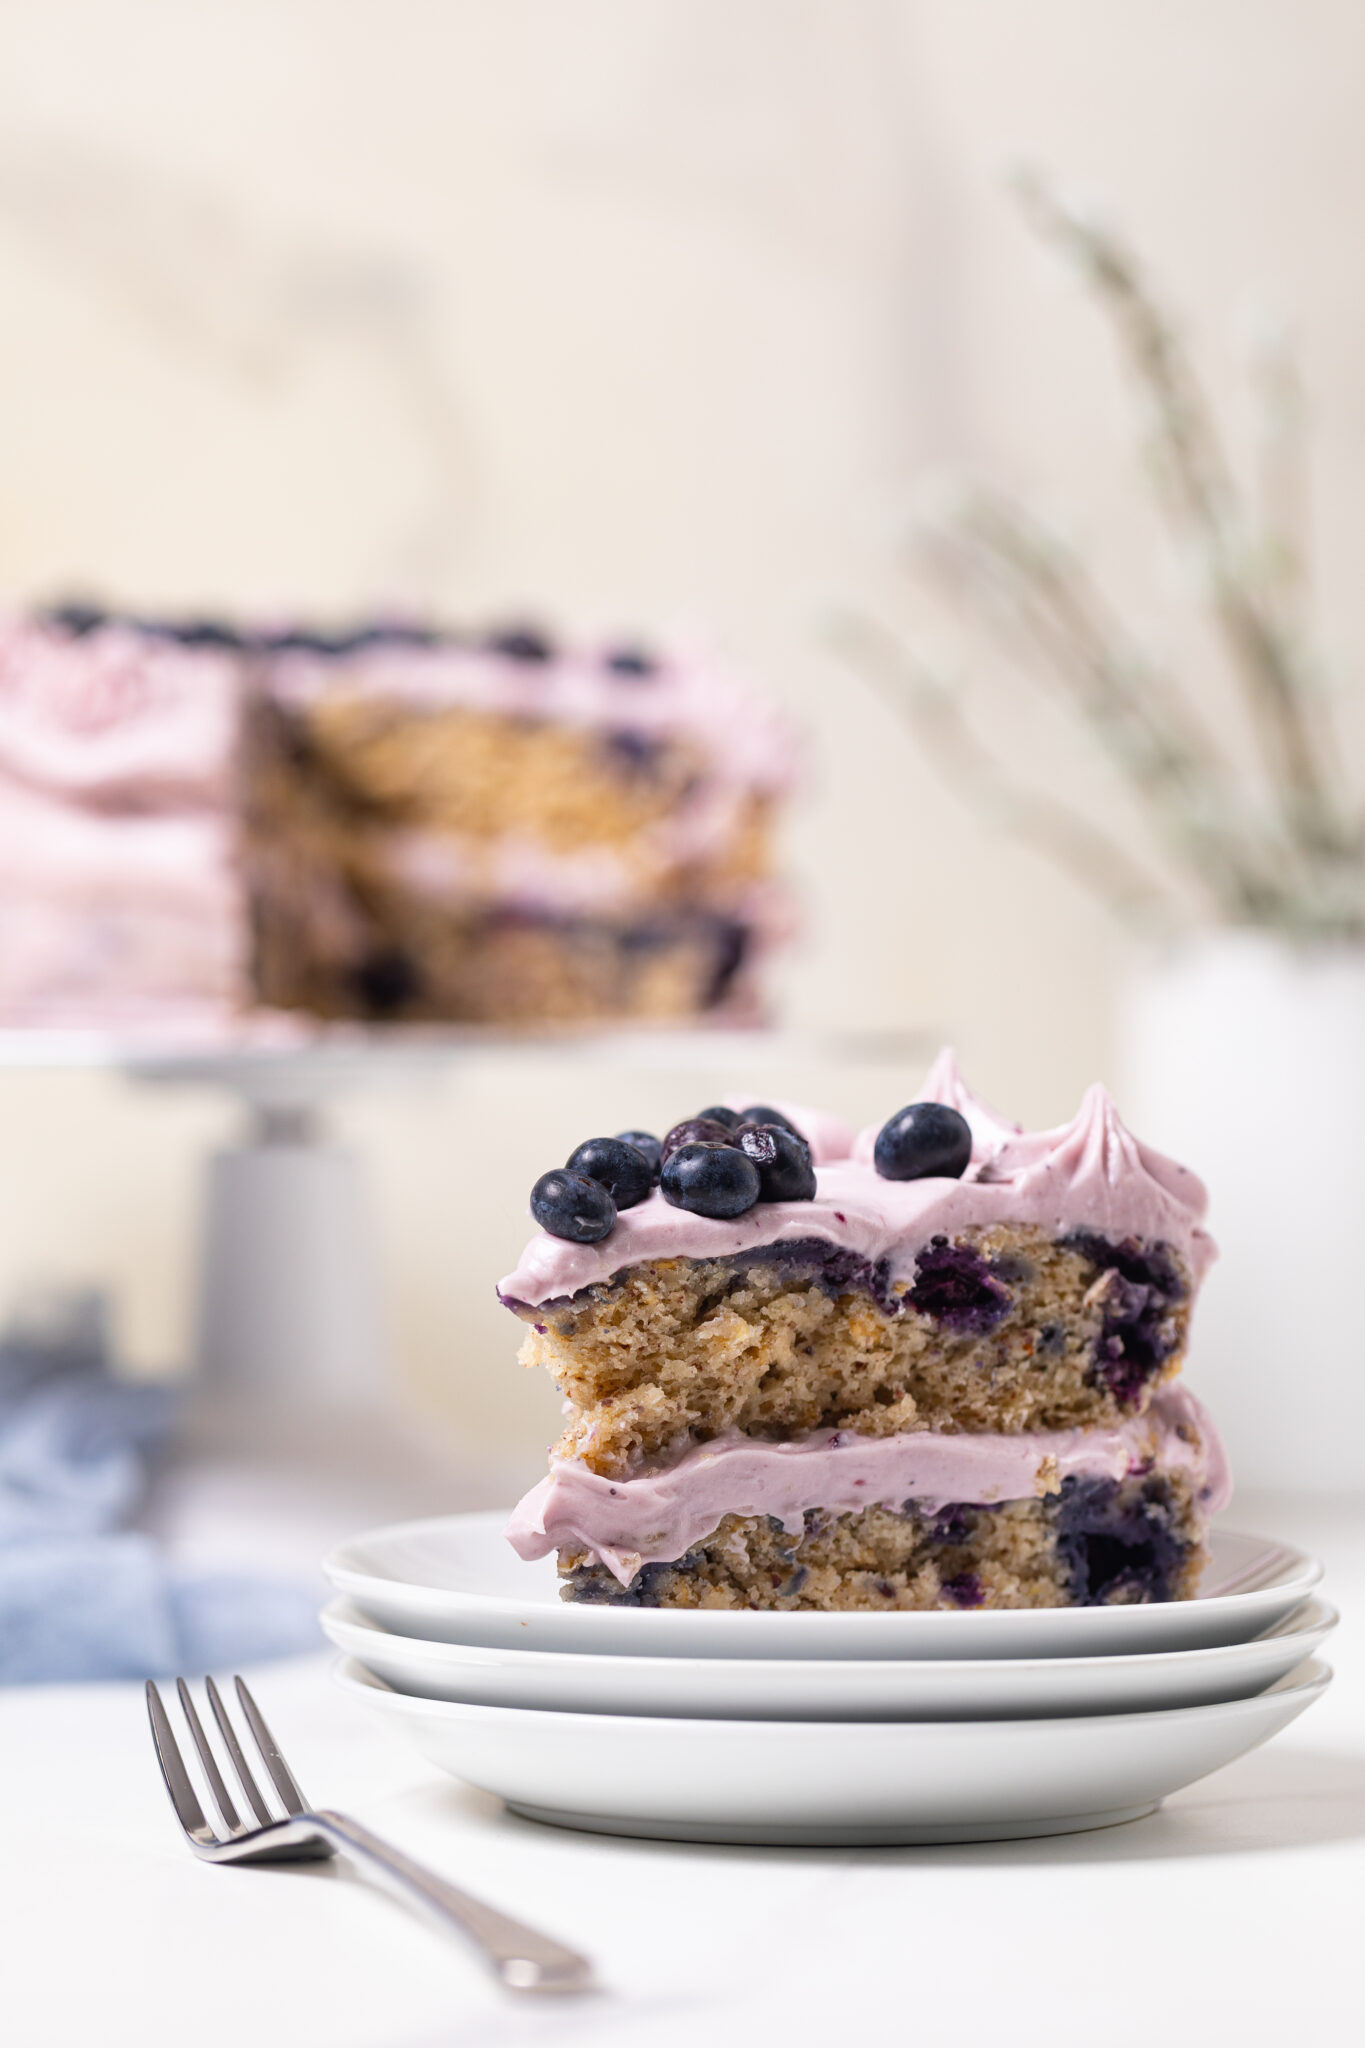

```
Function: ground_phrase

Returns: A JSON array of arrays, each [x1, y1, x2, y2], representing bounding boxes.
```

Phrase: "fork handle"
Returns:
[[310, 1809, 593, 1992]]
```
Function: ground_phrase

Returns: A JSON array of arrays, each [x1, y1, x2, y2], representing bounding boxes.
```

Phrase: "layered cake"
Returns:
[[503, 1054, 1230, 1609], [0, 606, 794, 1030]]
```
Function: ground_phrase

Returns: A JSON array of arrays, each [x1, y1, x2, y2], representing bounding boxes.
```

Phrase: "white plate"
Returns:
[[323, 1510, 1323, 1660], [334, 1655, 1331, 1845], [320, 1594, 1336, 1720]]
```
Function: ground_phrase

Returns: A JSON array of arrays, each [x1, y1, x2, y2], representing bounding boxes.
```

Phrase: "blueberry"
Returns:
[[661, 1117, 735, 1164], [604, 729, 662, 774], [165, 618, 243, 650], [44, 602, 107, 637], [614, 1129, 662, 1181], [566, 1136, 653, 1210], [530, 1169, 616, 1243], [873, 1103, 972, 1181], [353, 949, 421, 1016], [695, 1104, 742, 1129], [737, 1124, 816, 1203], [737, 1104, 804, 1142], [485, 624, 553, 663], [604, 645, 657, 678], [660, 1142, 761, 1220]]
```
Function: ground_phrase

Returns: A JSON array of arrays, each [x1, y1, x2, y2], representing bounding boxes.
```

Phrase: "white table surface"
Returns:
[[3, 1418, 1362, 2048]]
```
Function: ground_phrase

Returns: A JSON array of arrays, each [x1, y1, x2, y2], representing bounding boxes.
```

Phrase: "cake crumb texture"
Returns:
[[515, 1226, 1191, 1478]]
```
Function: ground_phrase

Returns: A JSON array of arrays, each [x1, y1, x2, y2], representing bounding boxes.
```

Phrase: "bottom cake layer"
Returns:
[[557, 1468, 1209, 1611]]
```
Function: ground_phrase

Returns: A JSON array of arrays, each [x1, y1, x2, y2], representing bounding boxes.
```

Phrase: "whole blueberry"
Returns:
[[873, 1103, 972, 1182], [566, 1136, 653, 1210], [737, 1124, 817, 1203], [45, 601, 107, 637], [737, 1103, 804, 1141], [485, 624, 553, 663], [695, 1104, 742, 1130], [530, 1169, 616, 1243], [605, 645, 657, 678], [167, 617, 243, 650], [614, 1129, 662, 1181], [353, 949, 422, 1016], [660, 1143, 761, 1220], [661, 1117, 736, 1164]]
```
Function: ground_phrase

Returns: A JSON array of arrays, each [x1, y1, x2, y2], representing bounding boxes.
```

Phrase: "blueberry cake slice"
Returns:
[[502, 1054, 1230, 1610]]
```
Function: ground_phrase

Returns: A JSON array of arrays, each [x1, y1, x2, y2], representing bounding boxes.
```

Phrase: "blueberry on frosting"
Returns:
[[695, 1104, 742, 1129], [873, 1102, 972, 1182], [737, 1123, 816, 1202], [531, 1168, 616, 1243], [604, 645, 657, 678], [660, 1142, 761, 1219], [485, 624, 553, 663], [566, 1136, 654, 1210], [614, 1129, 662, 1181], [661, 1117, 735, 1164], [738, 1104, 804, 1141]]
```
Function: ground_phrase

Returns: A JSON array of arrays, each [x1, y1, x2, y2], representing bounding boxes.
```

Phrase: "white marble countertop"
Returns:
[[3, 1420, 1362, 2048]]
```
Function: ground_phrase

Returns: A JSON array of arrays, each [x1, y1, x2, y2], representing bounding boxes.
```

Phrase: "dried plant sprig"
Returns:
[[1245, 310, 1309, 635], [1010, 166, 1351, 870], [913, 485, 1298, 928], [846, 170, 1365, 944], [826, 609, 1173, 932]]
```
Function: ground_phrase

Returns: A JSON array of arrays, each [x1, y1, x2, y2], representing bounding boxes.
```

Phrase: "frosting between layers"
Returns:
[[497, 1075, 1215, 1309], [506, 1384, 1231, 1586]]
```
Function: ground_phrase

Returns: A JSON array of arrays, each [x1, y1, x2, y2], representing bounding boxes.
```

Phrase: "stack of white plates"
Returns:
[[323, 1510, 1334, 1845]]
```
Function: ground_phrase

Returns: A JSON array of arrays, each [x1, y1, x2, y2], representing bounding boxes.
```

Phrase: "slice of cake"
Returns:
[[0, 606, 795, 1031], [502, 1054, 1230, 1609]]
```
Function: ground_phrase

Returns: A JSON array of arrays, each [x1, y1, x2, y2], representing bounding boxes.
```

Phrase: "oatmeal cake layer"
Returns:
[[511, 1222, 1194, 1475], [552, 1467, 1211, 1611]]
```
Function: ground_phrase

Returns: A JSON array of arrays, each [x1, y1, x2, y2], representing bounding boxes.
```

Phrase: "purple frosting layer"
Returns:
[[498, 1054, 1215, 1310]]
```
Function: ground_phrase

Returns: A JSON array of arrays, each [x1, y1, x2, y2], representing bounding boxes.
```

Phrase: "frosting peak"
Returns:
[[978, 1083, 1210, 1226], [917, 1047, 1022, 1160]]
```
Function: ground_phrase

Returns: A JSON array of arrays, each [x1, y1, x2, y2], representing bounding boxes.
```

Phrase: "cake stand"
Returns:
[[0, 1022, 930, 1417]]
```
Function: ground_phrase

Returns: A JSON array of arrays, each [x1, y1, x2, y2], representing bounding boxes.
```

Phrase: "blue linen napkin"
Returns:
[[0, 1292, 319, 1683]]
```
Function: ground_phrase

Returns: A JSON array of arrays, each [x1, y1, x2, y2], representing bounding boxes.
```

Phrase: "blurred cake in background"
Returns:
[[0, 606, 795, 1031]]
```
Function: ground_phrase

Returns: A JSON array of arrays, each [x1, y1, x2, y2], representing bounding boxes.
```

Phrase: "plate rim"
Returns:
[[318, 1592, 1338, 1680], [332, 1651, 1333, 1736]]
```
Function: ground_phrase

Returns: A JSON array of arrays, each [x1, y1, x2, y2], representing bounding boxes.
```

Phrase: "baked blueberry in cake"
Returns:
[[0, 605, 795, 1030], [502, 1052, 1230, 1609]]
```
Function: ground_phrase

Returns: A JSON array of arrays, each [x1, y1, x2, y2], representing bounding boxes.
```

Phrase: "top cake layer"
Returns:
[[499, 1054, 1215, 1310]]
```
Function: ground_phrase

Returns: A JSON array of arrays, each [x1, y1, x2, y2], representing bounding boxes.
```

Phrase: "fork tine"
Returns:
[[146, 1681, 215, 1842], [175, 1677, 242, 1835], [234, 1676, 309, 1816], [205, 1676, 274, 1827]]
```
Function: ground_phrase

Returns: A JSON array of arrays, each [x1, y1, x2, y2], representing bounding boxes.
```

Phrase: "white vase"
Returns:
[[1120, 931, 1365, 1494]]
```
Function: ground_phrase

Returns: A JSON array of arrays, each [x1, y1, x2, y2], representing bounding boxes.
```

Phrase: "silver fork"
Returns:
[[146, 1675, 594, 1994]]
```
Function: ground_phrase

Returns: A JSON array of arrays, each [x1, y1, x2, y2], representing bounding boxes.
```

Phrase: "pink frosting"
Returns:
[[0, 620, 246, 1019], [507, 1384, 1231, 1585], [497, 1058, 1216, 1308], [0, 619, 238, 809]]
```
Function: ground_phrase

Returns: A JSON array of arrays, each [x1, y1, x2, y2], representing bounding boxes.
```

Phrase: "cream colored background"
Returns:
[[0, 2, 1359, 1449]]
